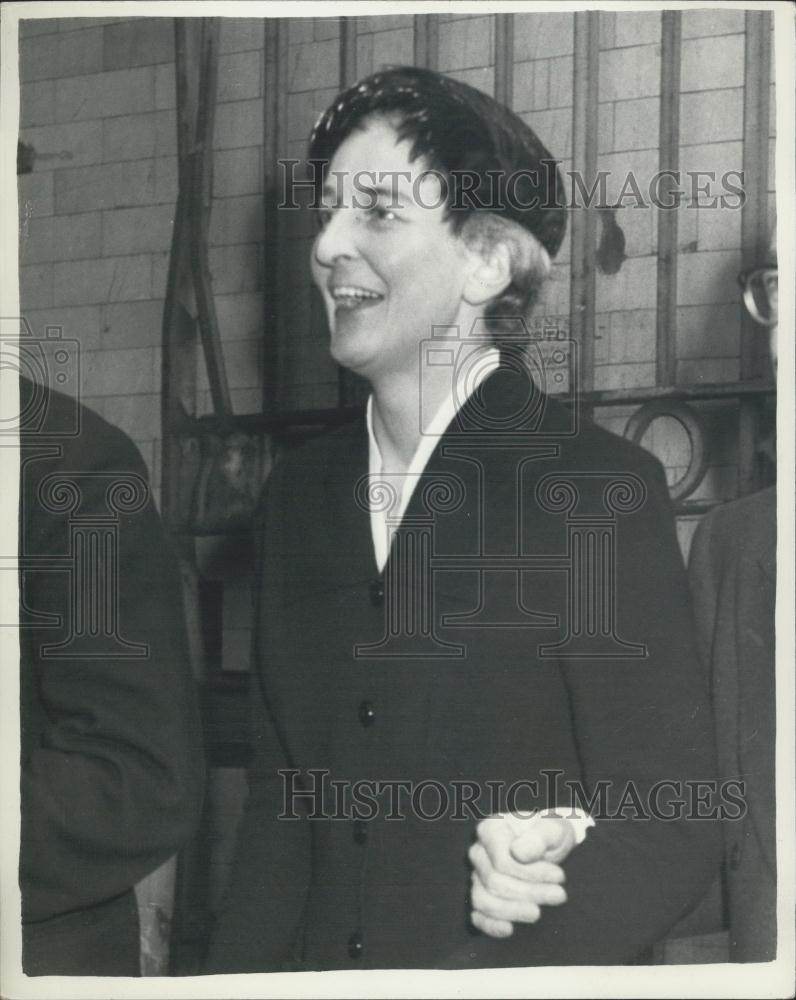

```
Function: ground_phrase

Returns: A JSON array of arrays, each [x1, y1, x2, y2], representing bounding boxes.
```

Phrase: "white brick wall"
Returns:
[[20, 27, 105, 82], [102, 299, 164, 349], [372, 26, 415, 68], [219, 17, 267, 54], [438, 16, 493, 72], [102, 111, 176, 162], [53, 254, 153, 305], [21, 212, 102, 263], [514, 13, 573, 59], [56, 67, 156, 122], [214, 147, 261, 197], [16, 11, 773, 501], [18, 18, 178, 481], [214, 99, 264, 149], [22, 121, 103, 168], [287, 39, 339, 92]]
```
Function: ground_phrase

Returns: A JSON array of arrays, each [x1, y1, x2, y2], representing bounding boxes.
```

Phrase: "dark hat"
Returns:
[[309, 65, 567, 260]]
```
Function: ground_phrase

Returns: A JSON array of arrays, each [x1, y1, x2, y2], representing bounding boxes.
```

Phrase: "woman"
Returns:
[[207, 66, 720, 972]]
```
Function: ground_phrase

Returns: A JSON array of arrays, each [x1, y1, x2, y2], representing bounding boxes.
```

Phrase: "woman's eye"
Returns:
[[369, 204, 398, 224], [314, 208, 332, 230]]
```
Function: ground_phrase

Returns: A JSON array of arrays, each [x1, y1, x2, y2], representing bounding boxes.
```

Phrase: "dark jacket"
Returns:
[[19, 378, 205, 975], [208, 365, 721, 971], [687, 486, 777, 962]]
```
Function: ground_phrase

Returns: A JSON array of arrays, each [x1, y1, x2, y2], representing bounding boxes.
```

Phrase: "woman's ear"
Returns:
[[462, 238, 513, 307]]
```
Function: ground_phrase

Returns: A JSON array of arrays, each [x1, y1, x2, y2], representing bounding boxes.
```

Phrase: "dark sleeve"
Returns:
[[444, 454, 722, 967], [204, 466, 311, 973], [19, 416, 205, 923]]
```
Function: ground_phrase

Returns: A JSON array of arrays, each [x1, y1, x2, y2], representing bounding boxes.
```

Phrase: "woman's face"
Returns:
[[311, 116, 475, 384]]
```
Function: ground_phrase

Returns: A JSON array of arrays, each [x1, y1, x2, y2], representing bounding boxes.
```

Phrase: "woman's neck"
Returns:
[[369, 363, 453, 475]]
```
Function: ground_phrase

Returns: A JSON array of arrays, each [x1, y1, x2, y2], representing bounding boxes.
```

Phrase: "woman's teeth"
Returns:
[[331, 285, 383, 306]]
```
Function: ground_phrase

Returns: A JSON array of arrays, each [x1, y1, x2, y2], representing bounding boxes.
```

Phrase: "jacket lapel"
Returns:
[[321, 416, 379, 581]]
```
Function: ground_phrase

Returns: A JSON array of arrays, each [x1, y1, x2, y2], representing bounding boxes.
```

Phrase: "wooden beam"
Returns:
[[190, 17, 232, 419], [494, 14, 514, 109], [340, 14, 358, 87], [162, 18, 201, 525], [655, 10, 681, 389], [740, 11, 772, 380], [413, 14, 439, 71], [262, 18, 289, 414], [738, 11, 772, 495], [161, 19, 210, 975], [569, 11, 599, 398]]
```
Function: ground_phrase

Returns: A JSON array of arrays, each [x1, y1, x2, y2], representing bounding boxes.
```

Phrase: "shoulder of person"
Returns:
[[253, 410, 365, 513], [20, 377, 147, 477], [286, 411, 364, 464], [696, 485, 776, 548], [545, 399, 668, 485], [693, 487, 776, 592]]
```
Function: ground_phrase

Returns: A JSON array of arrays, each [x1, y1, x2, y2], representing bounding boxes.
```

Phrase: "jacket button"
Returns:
[[348, 931, 363, 959], [353, 819, 368, 845], [729, 842, 742, 869], [358, 700, 375, 728], [369, 579, 385, 606]]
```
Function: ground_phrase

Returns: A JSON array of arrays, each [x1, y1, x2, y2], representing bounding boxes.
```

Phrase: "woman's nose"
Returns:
[[313, 207, 358, 267]]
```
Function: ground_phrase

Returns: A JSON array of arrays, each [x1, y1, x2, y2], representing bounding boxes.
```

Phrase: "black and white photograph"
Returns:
[[1, 1, 794, 997]]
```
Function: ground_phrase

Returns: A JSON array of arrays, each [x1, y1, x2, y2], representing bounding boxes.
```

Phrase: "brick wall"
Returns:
[[17, 7, 775, 655], [18, 16, 270, 503], [19, 17, 173, 506], [20, 12, 771, 505], [268, 12, 772, 484]]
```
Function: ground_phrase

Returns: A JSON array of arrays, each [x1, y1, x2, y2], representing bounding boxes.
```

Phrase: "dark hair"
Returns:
[[308, 67, 565, 340], [308, 66, 567, 260]]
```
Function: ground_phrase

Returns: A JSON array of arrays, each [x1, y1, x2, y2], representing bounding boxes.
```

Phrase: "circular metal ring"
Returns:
[[624, 399, 708, 502]]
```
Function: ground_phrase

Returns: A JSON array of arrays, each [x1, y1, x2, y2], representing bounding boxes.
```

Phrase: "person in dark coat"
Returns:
[[207, 67, 720, 972], [684, 240, 778, 962], [687, 485, 776, 961], [18, 374, 205, 975]]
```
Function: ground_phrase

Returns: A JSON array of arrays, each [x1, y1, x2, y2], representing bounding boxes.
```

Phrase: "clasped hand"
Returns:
[[469, 812, 577, 938]]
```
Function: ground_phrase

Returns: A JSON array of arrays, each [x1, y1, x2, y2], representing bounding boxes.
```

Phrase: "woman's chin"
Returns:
[[329, 330, 375, 377]]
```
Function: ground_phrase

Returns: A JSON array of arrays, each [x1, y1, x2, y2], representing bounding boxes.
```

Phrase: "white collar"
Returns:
[[365, 346, 500, 570]]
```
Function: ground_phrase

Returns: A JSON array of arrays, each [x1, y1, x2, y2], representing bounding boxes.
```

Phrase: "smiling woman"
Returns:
[[311, 125, 553, 371], [310, 119, 479, 383], [206, 65, 721, 974], [304, 68, 566, 393]]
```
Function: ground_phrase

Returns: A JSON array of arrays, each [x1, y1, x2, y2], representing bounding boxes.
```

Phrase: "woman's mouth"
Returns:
[[330, 285, 384, 310]]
